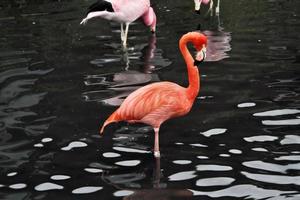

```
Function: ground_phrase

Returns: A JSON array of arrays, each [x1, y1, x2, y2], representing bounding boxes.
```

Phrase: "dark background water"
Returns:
[[0, 0, 300, 199]]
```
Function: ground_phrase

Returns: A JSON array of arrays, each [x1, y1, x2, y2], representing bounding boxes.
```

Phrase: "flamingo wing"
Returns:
[[115, 82, 191, 126], [112, 0, 150, 22]]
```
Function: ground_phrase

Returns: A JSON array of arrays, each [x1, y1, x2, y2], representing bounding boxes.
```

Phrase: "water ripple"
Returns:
[[243, 160, 300, 174], [72, 186, 103, 194], [196, 165, 233, 171], [61, 141, 88, 151], [196, 177, 235, 187], [244, 135, 278, 142], [34, 182, 64, 191], [84, 168, 103, 173], [253, 109, 300, 117], [113, 190, 134, 197], [168, 171, 197, 181], [200, 128, 227, 137], [275, 155, 300, 161], [262, 118, 300, 126], [241, 171, 300, 186], [189, 184, 296, 199], [280, 135, 300, 145], [113, 146, 150, 154], [9, 183, 27, 189], [50, 175, 71, 180], [115, 160, 141, 167]]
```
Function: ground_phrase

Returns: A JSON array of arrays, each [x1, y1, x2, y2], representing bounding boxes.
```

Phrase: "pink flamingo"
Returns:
[[100, 32, 207, 157], [80, 0, 157, 48], [194, 0, 220, 16]]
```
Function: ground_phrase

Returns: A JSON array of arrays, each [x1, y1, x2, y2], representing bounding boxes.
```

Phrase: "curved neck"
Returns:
[[179, 36, 200, 101]]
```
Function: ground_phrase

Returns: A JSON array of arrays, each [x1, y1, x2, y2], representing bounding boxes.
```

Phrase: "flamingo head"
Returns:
[[179, 32, 207, 66], [194, 46, 206, 66], [191, 32, 207, 66]]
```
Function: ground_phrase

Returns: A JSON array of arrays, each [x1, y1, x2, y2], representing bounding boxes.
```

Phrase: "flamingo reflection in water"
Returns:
[[82, 34, 171, 106], [101, 158, 194, 200], [199, 7, 231, 62]]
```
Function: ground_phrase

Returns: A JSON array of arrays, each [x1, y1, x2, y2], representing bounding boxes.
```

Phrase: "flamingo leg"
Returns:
[[154, 127, 160, 158], [209, 0, 214, 16], [216, 0, 220, 16], [120, 23, 125, 42], [122, 22, 130, 48], [194, 0, 202, 12]]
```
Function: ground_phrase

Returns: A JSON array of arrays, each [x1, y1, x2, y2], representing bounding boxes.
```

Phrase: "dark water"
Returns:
[[0, 0, 300, 199]]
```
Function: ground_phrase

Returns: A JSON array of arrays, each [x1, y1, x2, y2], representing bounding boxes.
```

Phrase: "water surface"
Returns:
[[0, 0, 300, 199]]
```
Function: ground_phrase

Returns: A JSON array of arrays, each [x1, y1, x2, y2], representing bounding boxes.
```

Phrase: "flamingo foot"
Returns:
[[80, 18, 88, 25]]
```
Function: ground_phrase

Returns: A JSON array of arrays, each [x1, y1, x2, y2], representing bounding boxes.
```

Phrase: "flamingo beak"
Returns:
[[150, 27, 156, 34], [194, 47, 206, 67]]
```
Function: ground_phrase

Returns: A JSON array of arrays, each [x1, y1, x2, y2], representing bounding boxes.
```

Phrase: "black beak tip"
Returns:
[[195, 10, 201, 15], [194, 59, 203, 67]]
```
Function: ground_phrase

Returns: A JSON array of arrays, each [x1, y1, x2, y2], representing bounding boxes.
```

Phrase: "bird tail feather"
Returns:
[[100, 111, 119, 135]]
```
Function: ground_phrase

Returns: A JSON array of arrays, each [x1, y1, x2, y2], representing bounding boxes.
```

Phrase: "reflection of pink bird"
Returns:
[[100, 32, 207, 158], [80, 0, 157, 48], [204, 30, 231, 62], [194, 0, 220, 16]]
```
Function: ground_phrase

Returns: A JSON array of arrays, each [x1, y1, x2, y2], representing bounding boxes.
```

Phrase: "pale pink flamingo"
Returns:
[[100, 32, 207, 158], [194, 0, 220, 16], [80, 0, 157, 48]]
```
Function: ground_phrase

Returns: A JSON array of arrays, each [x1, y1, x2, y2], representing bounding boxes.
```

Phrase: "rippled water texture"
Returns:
[[0, 0, 299, 199]]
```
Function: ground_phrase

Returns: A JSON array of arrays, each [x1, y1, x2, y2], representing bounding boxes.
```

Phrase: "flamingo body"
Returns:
[[100, 32, 207, 157], [110, 0, 150, 23], [80, 0, 156, 47], [101, 82, 192, 131]]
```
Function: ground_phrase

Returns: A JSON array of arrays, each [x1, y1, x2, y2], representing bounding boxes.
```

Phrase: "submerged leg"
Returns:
[[153, 156, 161, 188], [154, 127, 160, 158]]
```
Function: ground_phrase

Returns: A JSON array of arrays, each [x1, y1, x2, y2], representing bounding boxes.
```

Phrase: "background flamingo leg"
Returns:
[[122, 22, 130, 48], [209, 0, 214, 16], [120, 23, 125, 42], [194, 0, 202, 12], [216, 0, 220, 16], [154, 127, 160, 158]]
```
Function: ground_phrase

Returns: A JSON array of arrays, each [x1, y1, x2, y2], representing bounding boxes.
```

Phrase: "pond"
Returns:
[[0, 0, 299, 199]]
